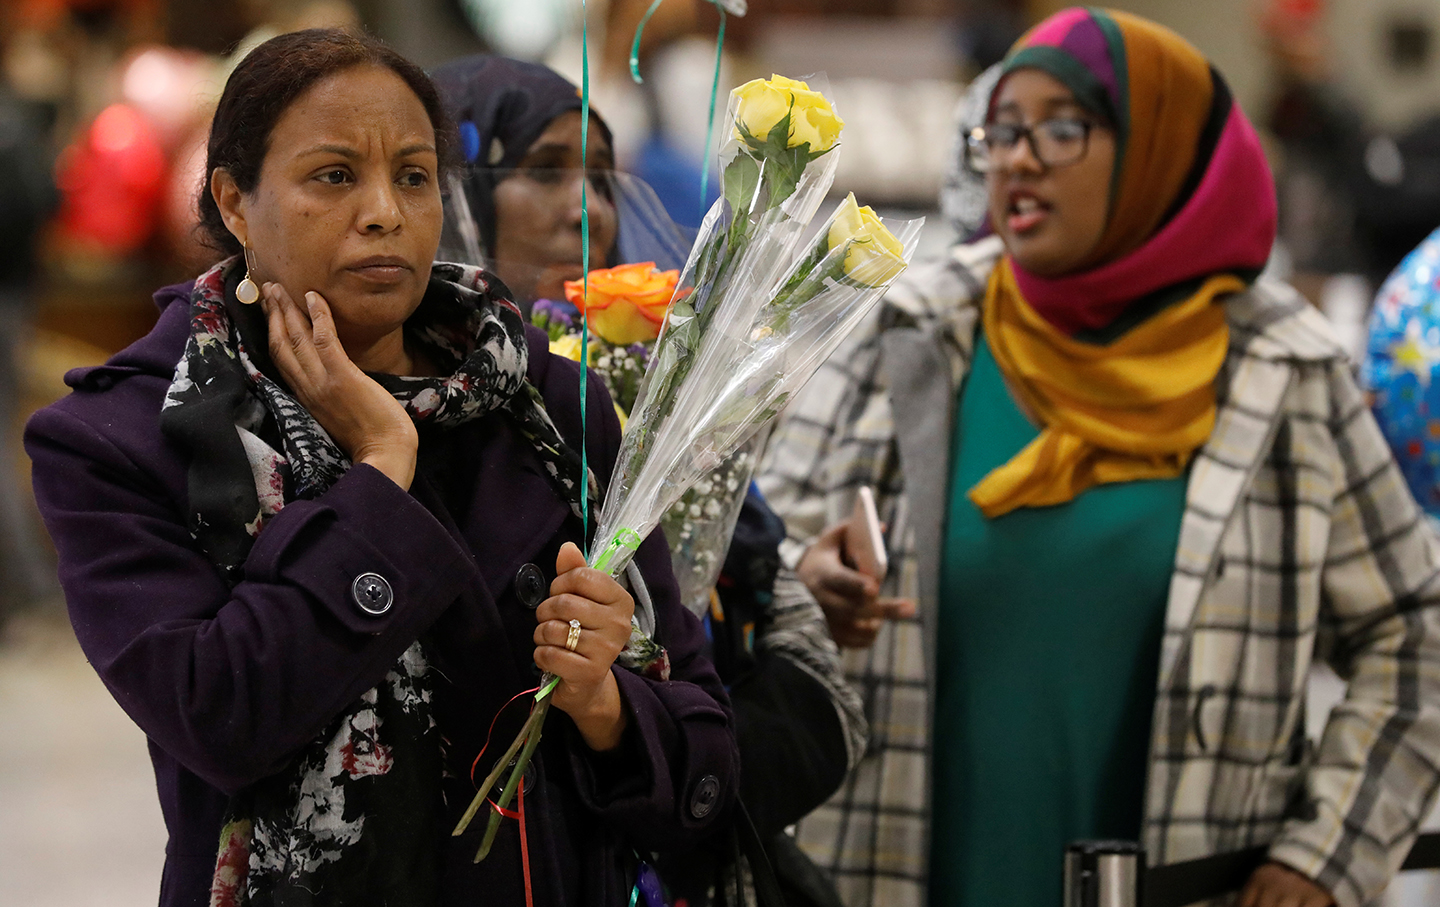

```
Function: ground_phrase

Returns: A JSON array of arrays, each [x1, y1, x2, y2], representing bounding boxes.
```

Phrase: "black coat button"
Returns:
[[350, 573, 393, 616], [498, 755, 539, 793], [516, 563, 547, 609], [689, 774, 720, 819]]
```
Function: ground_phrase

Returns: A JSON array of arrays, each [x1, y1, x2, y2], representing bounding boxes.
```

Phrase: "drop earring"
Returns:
[[236, 243, 260, 305]]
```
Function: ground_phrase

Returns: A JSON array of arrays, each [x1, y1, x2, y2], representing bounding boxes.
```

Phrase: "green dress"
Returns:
[[927, 333, 1187, 907]]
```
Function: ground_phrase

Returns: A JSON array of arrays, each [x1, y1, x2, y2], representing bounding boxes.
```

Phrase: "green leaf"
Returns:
[[765, 108, 793, 150], [722, 153, 761, 222], [757, 390, 791, 424], [692, 228, 725, 290], [630, 308, 702, 451], [668, 299, 698, 325], [765, 237, 831, 323], [734, 119, 769, 154], [722, 212, 749, 279], [760, 142, 813, 210]]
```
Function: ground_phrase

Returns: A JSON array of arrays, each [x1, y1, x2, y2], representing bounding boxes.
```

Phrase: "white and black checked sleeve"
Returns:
[[1270, 358, 1440, 907], [759, 305, 892, 571]]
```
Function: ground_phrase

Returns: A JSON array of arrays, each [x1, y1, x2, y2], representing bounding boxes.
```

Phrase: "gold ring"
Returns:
[[565, 619, 581, 652]]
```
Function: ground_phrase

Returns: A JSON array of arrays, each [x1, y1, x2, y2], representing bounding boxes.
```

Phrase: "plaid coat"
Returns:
[[757, 237, 1440, 907]]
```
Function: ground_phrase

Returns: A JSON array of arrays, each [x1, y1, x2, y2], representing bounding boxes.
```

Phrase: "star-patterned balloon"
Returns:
[[1363, 226, 1440, 515]]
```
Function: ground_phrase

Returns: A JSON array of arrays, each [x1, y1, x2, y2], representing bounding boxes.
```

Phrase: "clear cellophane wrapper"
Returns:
[[590, 200, 924, 611]]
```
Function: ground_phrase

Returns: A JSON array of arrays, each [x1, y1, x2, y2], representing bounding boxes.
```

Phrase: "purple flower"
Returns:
[[532, 298, 576, 329], [627, 343, 653, 367]]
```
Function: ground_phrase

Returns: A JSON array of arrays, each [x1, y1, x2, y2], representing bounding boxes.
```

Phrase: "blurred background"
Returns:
[[2, 0, 1440, 904]]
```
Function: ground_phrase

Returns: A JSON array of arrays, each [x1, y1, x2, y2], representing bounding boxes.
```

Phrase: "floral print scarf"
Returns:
[[160, 259, 594, 907]]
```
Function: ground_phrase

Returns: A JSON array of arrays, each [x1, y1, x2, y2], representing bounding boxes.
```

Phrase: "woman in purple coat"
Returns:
[[24, 29, 737, 907]]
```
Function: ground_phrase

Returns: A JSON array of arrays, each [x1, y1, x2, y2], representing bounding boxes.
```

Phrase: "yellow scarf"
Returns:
[[969, 258, 1238, 518]]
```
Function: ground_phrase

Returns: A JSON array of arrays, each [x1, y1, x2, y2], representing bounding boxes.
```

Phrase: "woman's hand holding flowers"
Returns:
[[259, 282, 419, 491], [534, 542, 634, 751]]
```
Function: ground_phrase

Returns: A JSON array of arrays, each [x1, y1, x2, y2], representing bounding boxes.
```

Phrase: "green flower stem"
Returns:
[[473, 697, 551, 863], [635, 107, 836, 452], [766, 240, 831, 321], [452, 691, 551, 837]]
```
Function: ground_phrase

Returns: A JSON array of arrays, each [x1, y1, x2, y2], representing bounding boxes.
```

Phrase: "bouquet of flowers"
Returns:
[[589, 187, 920, 580], [533, 265, 765, 614], [454, 73, 923, 861]]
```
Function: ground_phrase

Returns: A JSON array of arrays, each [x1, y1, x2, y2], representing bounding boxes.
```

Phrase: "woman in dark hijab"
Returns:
[[430, 56, 619, 308]]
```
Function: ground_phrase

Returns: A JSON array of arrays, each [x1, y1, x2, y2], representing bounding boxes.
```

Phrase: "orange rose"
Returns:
[[564, 262, 680, 345]]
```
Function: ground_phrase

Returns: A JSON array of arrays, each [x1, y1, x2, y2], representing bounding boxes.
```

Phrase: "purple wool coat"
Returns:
[[25, 281, 739, 907]]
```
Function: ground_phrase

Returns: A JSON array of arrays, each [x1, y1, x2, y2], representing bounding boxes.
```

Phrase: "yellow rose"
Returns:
[[827, 193, 907, 288], [564, 262, 681, 345], [549, 334, 586, 362], [732, 75, 844, 153]]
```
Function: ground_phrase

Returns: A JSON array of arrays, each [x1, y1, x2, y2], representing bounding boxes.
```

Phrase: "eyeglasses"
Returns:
[[965, 118, 1096, 173]]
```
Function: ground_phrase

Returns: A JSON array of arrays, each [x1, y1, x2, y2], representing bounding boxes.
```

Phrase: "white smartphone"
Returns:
[[845, 486, 888, 581]]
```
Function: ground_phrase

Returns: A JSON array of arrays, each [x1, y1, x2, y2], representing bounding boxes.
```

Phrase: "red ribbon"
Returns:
[[472, 685, 543, 907], [491, 777, 534, 907]]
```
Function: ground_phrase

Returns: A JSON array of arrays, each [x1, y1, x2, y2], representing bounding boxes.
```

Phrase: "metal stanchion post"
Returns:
[[1065, 831, 1440, 907], [1064, 841, 1144, 907]]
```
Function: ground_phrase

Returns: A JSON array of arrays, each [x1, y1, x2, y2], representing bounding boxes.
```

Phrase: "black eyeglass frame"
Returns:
[[963, 118, 1098, 174]]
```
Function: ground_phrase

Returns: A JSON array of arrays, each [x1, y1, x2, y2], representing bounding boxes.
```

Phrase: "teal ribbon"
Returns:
[[699, 8, 726, 212], [628, 0, 728, 217], [628, 0, 667, 82], [579, 0, 592, 551]]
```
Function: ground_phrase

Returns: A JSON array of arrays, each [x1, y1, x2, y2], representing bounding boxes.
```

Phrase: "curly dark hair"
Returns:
[[196, 28, 457, 257]]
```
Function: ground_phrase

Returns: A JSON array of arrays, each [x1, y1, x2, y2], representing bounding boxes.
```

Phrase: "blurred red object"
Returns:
[[1261, 0, 1326, 34], [53, 103, 167, 256], [12, 0, 158, 29], [1260, 0, 1330, 81], [120, 46, 214, 149]]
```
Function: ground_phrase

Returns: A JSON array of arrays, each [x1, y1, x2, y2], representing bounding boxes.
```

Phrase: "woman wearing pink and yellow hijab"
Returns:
[[972, 6, 1275, 516], [760, 8, 1440, 907]]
